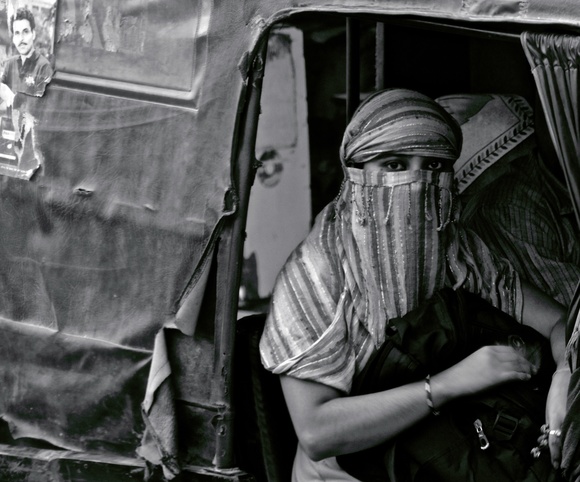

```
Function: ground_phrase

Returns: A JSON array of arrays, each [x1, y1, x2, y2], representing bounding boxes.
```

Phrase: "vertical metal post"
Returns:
[[211, 39, 267, 471], [346, 17, 360, 121], [375, 22, 386, 90]]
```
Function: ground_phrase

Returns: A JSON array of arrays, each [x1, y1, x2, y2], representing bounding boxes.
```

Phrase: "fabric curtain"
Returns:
[[521, 32, 580, 228], [521, 32, 580, 481]]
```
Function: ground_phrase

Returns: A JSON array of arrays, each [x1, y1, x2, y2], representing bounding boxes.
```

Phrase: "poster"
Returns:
[[0, 0, 56, 180]]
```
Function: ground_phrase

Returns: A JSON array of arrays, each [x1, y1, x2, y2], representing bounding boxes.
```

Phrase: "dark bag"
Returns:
[[337, 288, 560, 482]]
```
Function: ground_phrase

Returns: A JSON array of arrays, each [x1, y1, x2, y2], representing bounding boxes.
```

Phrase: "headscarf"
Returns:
[[340, 88, 462, 166], [260, 89, 521, 393]]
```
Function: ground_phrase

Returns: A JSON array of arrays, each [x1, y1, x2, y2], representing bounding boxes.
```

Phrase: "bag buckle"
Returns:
[[493, 412, 519, 441], [385, 323, 398, 337]]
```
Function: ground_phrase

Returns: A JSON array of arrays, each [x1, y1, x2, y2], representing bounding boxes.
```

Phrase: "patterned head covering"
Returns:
[[340, 88, 463, 166], [436, 94, 534, 194]]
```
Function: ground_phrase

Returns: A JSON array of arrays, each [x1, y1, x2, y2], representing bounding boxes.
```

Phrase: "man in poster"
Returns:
[[0, 6, 53, 173], [0, 6, 53, 106]]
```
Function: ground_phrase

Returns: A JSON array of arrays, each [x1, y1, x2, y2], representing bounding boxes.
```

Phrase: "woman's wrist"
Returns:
[[424, 375, 440, 416], [428, 371, 458, 409]]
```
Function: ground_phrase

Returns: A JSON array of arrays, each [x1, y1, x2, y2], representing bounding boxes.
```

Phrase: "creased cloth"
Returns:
[[437, 93, 534, 194], [340, 88, 462, 165], [463, 152, 580, 306], [339, 168, 456, 347]]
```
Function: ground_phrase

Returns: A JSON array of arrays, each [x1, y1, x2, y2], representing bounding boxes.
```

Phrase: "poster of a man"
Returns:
[[0, 0, 56, 179], [1, 6, 53, 103]]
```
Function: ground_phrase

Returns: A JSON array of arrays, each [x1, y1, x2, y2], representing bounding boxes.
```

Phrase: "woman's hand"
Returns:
[[431, 345, 537, 405], [546, 366, 571, 469]]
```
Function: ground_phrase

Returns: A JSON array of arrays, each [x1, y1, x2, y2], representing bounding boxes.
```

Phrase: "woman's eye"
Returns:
[[427, 160, 444, 171], [384, 161, 405, 171]]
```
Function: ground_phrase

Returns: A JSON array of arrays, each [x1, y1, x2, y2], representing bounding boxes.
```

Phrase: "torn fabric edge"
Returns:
[[138, 328, 180, 480], [173, 204, 226, 336], [139, 240, 216, 476]]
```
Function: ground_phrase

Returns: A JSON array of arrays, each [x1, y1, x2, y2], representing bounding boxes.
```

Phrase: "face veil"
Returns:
[[335, 167, 456, 345]]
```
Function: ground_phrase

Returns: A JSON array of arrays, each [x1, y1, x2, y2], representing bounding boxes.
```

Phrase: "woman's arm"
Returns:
[[281, 375, 428, 461], [520, 280, 567, 365], [281, 345, 536, 461]]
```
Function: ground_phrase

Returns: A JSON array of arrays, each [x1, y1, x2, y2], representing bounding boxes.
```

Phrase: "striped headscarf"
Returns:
[[340, 88, 462, 166], [260, 89, 521, 394]]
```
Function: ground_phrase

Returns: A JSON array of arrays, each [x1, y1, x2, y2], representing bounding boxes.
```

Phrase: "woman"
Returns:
[[259, 88, 569, 481]]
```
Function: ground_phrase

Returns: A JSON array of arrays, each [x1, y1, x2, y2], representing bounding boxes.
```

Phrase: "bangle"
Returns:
[[425, 374, 440, 416]]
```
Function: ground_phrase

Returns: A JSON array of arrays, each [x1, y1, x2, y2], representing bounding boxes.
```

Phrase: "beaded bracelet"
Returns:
[[425, 374, 440, 416]]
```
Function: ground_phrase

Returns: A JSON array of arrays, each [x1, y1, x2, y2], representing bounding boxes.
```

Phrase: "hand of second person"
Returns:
[[546, 366, 571, 469]]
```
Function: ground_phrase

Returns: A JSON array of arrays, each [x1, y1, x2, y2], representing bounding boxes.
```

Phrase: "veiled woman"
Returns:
[[260, 89, 569, 481]]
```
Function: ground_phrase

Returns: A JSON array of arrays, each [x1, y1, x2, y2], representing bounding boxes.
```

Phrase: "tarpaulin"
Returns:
[[0, 318, 151, 455], [0, 85, 220, 477]]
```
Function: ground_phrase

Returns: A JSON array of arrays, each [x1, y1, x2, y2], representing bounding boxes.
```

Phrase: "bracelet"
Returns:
[[425, 374, 440, 416]]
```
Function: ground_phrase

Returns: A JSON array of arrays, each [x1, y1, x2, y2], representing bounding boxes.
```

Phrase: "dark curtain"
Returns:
[[521, 32, 580, 227], [521, 31, 580, 481]]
